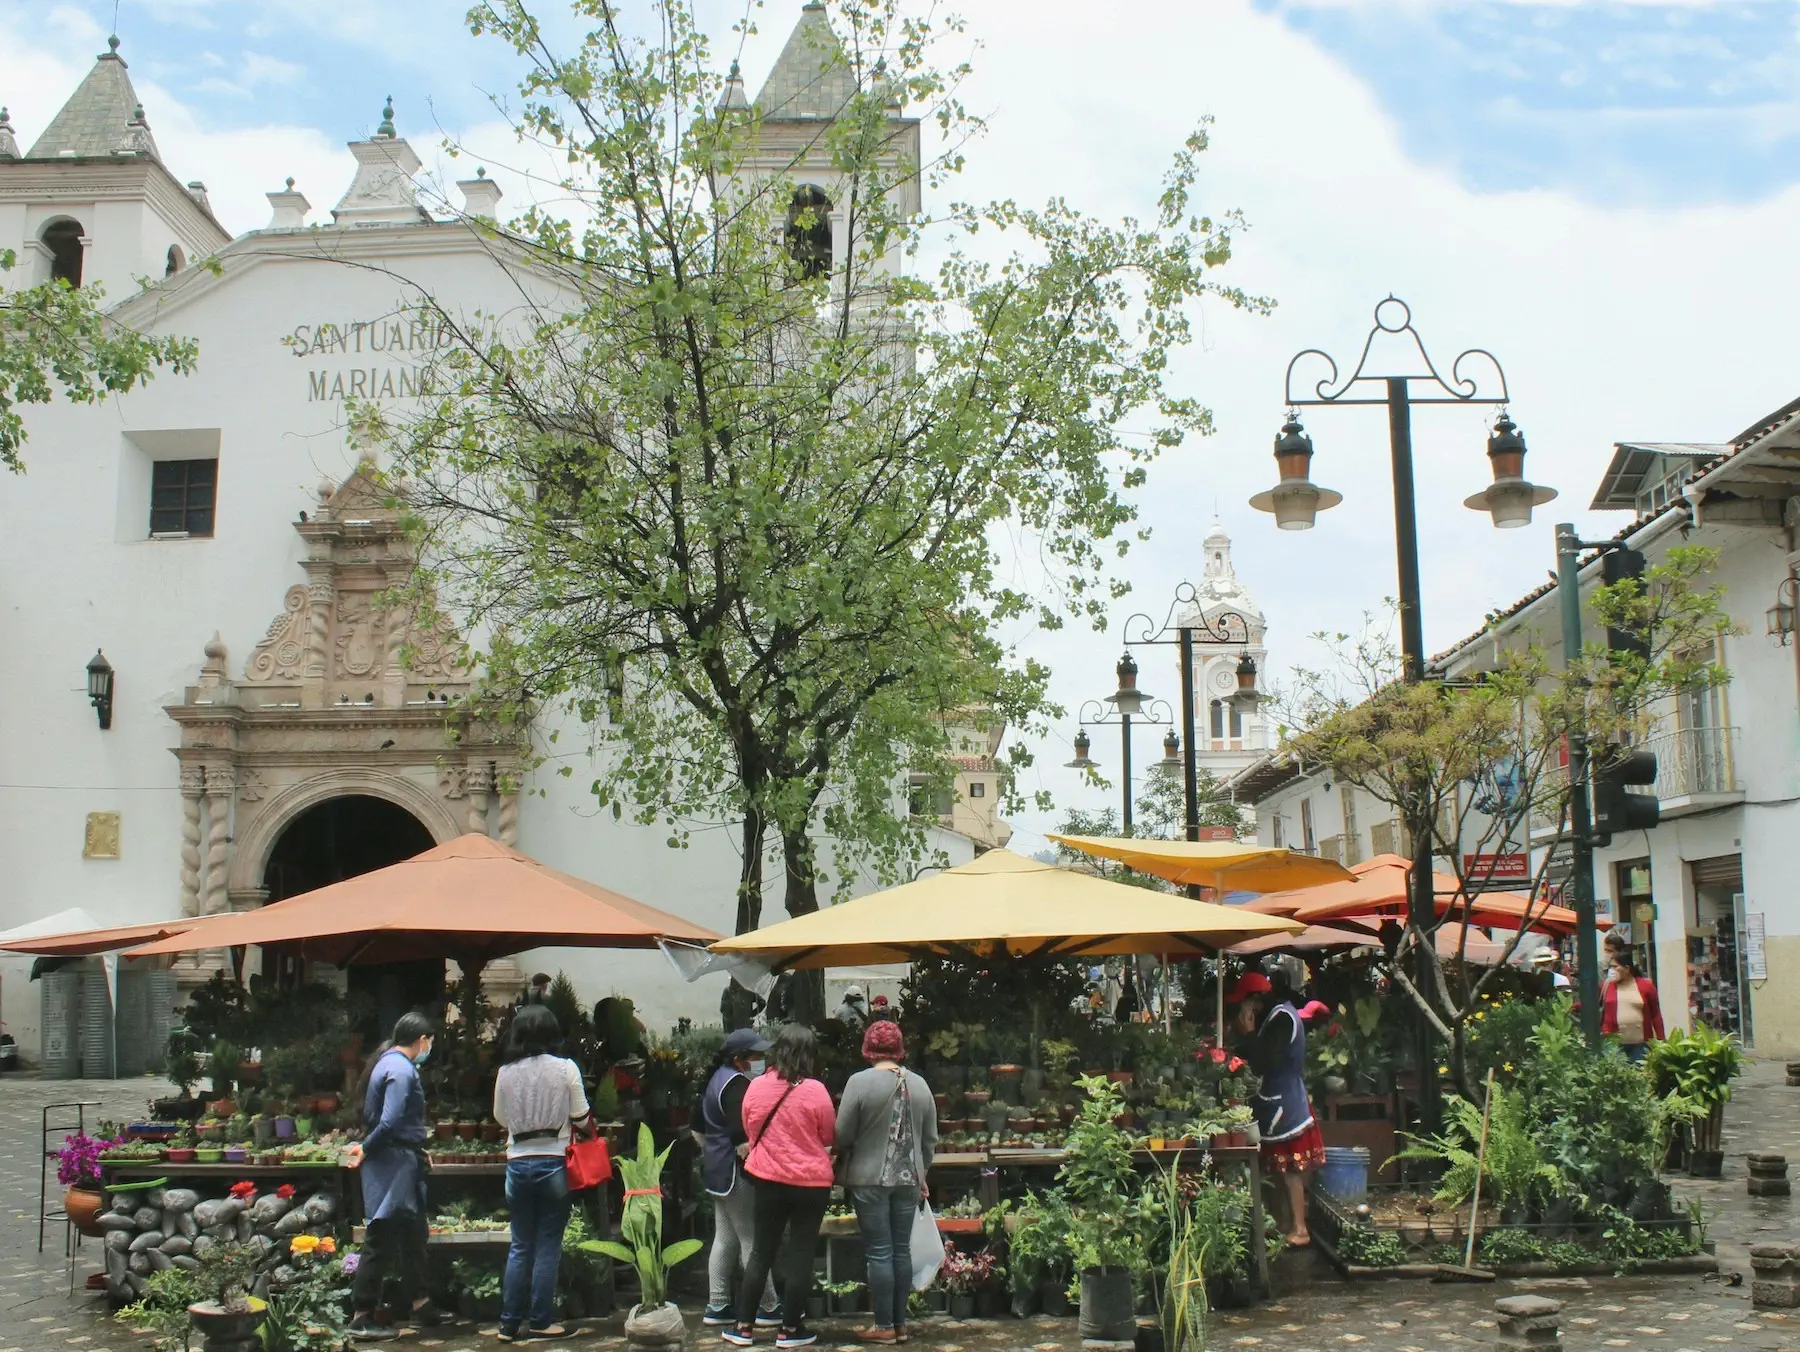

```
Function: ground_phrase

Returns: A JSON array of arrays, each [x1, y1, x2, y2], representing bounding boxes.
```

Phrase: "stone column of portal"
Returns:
[[465, 762, 492, 836], [303, 575, 333, 684], [178, 765, 205, 917], [496, 775, 518, 847], [202, 765, 235, 915]]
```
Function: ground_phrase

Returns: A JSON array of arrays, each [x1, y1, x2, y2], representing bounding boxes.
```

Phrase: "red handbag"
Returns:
[[566, 1135, 613, 1191]]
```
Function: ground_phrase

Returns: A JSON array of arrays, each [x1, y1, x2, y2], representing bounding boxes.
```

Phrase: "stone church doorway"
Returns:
[[261, 794, 440, 1038]]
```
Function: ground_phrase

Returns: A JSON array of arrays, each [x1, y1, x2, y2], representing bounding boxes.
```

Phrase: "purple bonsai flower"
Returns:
[[57, 1132, 117, 1188]]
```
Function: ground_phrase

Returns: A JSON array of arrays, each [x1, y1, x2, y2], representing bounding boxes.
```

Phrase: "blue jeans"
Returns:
[[851, 1185, 920, 1331], [1622, 1041, 1649, 1065], [503, 1155, 572, 1332]]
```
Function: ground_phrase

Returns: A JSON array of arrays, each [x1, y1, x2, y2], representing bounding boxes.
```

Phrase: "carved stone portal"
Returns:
[[166, 459, 526, 995]]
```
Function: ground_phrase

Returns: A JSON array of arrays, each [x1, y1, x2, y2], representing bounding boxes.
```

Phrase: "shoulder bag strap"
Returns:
[[751, 1080, 801, 1151]]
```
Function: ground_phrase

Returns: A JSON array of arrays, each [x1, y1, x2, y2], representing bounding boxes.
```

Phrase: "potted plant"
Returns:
[[56, 1131, 115, 1236], [579, 1124, 703, 1349], [824, 1279, 865, 1315], [1061, 1075, 1146, 1343], [185, 1240, 265, 1346], [166, 1128, 199, 1164], [1649, 1023, 1743, 1179], [939, 1243, 995, 1320]]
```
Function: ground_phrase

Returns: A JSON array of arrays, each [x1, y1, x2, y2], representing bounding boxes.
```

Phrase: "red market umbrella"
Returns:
[[1247, 853, 1596, 939]]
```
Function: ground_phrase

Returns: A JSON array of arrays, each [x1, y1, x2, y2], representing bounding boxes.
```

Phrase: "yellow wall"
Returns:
[[1751, 934, 1800, 1058]]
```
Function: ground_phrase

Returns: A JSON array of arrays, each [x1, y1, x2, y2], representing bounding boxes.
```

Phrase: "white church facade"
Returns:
[[0, 17, 990, 1062]]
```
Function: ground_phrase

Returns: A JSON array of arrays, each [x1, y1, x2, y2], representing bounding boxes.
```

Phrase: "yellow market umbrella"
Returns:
[[1046, 835, 1356, 892], [709, 848, 1303, 971]]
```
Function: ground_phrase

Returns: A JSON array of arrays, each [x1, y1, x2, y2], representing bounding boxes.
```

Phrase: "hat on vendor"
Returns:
[[1529, 946, 1561, 967], [1224, 972, 1273, 1004], [861, 1019, 906, 1061], [722, 1027, 772, 1058]]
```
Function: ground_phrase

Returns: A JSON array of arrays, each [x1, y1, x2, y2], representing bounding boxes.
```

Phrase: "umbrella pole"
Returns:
[[1216, 956, 1226, 1045], [1163, 953, 1172, 1035]]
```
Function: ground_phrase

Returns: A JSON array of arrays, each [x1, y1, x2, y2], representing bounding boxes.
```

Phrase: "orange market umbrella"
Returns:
[[1045, 835, 1355, 892], [0, 913, 204, 956], [1247, 853, 1597, 938], [122, 833, 719, 966]]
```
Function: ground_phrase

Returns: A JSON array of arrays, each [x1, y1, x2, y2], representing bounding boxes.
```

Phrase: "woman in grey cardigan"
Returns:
[[834, 1019, 938, 1344]]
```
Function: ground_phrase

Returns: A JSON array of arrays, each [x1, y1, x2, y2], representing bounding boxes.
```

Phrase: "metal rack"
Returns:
[[39, 1099, 102, 1284]]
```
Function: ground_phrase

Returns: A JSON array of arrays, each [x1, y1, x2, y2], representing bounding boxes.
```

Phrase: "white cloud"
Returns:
[[241, 52, 306, 87]]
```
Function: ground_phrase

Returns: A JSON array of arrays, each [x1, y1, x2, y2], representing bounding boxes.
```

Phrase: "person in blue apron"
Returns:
[[1228, 972, 1324, 1248], [344, 1012, 451, 1341], [693, 1028, 780, 1328]]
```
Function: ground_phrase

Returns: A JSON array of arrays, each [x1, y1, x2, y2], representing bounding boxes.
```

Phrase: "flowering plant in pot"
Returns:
[[57, 1131, 117, 1235], [939, 1243, 996, 1319], [578, 1123, 702, 1348]]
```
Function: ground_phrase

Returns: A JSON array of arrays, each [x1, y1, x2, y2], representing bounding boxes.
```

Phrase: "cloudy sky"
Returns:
[[8, 0, 1800, 857]]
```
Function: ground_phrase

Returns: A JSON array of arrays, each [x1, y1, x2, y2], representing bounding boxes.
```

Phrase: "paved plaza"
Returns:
[[3, 1064, 1799, 1351]]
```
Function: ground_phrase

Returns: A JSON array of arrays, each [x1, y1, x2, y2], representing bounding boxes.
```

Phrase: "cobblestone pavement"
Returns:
[[5, 1065, 1798, 1351]]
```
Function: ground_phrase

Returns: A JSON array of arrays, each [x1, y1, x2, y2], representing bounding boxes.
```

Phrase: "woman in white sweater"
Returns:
[[492, 1005, 594, 1342]]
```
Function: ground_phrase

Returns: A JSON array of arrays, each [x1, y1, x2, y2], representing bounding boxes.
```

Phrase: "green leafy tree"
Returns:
[[378, 0, 1264, 1019], [0, 250, 198, 470], [1280, 548, 1734, 1089]]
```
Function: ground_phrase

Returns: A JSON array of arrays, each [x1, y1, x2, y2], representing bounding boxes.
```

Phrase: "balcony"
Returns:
[[1642, 726, 1742, 817]]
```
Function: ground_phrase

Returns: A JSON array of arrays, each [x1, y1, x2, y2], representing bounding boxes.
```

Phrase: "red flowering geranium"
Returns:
[[275, 1184, 296, 1200], [229, 1180, 257, 1200]]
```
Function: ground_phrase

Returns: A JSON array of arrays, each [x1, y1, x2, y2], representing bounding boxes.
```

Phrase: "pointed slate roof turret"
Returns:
[[754, 1, 860, 121], [0, 108, 19, 161], [27, 35, 160, 162]]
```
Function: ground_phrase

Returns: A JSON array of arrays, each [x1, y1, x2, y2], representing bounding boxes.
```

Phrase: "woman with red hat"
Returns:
[[834, 1019, 937, 1344], [1227, 970, 1324, 1247]]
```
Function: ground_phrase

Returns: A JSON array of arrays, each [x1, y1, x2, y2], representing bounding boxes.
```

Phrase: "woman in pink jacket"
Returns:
[[724, 1025, 836, 1350]]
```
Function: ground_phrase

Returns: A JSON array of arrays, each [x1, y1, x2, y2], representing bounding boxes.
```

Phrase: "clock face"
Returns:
[[1210, 666, 1236, 693]]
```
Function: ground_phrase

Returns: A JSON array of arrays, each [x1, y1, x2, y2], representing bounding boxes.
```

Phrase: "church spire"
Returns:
[[25, 33, 159, 162]]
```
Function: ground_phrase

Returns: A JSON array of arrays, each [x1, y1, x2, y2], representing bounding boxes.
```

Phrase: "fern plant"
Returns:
[[579, 1124, 703, 1308], [1395, 1083, 1562, 1215]]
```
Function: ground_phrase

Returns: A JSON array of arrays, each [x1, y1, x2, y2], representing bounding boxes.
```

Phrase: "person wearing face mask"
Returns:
[[695, 1029, 782, 1329], [344, 1012, 448, 1342]]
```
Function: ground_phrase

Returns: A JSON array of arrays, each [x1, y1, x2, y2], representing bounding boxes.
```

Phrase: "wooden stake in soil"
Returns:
[[1436, 1066, 1496, 1283]]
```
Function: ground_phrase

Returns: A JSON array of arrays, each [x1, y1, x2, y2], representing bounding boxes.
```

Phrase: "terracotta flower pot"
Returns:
[[435, 1122, 455, 1140], [456, 1121, 478, 1140], [64, 1187, 106, 1237]]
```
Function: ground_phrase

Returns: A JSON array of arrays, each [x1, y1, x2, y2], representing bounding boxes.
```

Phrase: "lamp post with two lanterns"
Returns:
[[1063, 651, 1175, 837], [1248, 296, 1556, 1132]]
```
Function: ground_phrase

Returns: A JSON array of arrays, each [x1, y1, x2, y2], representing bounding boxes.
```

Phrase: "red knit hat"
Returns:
[[861, 1019, 906, 1061]]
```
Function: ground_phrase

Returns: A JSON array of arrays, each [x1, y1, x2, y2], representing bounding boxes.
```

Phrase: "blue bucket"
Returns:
[[1319, 1145, 1370, 1204]]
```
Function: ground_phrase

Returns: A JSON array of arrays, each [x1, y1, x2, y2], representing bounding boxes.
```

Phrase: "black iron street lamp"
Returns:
[[1107, 587, 1263, 895], [1250, 296, 1554, 1131], [1066, 651, 1174, 835]]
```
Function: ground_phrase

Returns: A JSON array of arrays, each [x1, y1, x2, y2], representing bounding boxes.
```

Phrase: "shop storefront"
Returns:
[[1687, 854, 1751, 1043]]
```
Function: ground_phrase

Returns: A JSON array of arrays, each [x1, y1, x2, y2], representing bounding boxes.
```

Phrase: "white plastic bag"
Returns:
[[910, 1201, 946, 1291]]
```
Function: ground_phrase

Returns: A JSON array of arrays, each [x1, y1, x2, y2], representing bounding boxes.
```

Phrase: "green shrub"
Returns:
[[1336, 1225, 1406, 1267], [1477, 1229, 1548, 1266]]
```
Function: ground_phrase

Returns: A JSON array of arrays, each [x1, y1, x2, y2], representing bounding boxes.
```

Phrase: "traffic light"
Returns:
[[1591, 748, 1659, 846], [1601, 547, 1649, 663]]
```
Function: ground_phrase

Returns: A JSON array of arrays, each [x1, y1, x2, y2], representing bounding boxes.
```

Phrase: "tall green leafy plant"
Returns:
[[1058, 1075, 1145, 1274], [579, 1124, 702, 1308], [1647, 1023, 1743, 1153]]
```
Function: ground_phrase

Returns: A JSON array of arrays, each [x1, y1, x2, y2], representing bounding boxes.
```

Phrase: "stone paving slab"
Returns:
[[6, 1066, 1800, 1350]]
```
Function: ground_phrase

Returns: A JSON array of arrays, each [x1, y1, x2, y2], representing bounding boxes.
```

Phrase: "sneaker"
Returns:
[[525, 1324, 576, 1341], [703, 1307, 737, 1327], [755, 1307, 784, 1329], [496, 1329, 523, 1345], [347, 1320, 399, 1343], [852, 1327, 898, 1344], [776, 1327, 818, 1349], [720, 1326, 757, 1347], [405, 1301, 454, 1328]]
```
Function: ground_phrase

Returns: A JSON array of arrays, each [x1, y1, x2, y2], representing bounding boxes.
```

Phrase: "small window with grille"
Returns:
[[149, 458, 217, 537]]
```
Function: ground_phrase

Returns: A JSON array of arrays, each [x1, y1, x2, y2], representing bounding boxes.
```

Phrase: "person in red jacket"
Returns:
[[1600, 949, 1664, 1064], [725, 1024, 837, 1350]]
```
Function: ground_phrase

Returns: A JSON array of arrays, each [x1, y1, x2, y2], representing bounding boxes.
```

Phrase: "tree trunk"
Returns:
[[781, 826, 825, 1025], [720, 805, 770, 1028]]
